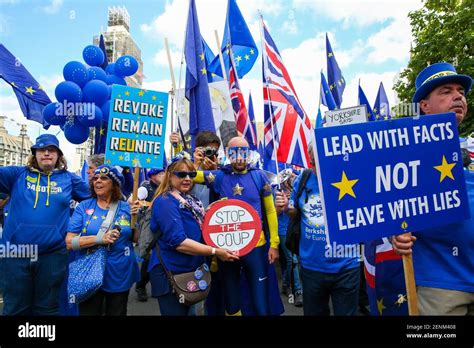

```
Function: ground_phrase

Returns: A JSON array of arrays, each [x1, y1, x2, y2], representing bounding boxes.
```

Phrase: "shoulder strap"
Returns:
[[95, 201, 119, 239]]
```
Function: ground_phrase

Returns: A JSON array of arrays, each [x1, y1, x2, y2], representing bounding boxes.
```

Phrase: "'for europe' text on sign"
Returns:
[[314, 112, 470, 244]]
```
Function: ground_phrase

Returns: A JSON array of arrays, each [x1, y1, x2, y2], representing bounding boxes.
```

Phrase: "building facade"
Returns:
[[0, 116, 32, 167]]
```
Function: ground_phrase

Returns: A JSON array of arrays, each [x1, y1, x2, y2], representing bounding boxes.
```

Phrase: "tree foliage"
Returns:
[[394, 0, 474, 136]]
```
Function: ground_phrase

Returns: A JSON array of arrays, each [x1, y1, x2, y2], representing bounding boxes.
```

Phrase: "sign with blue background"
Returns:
[[314, 112, 470, 244], [105, 85, 168, 168]]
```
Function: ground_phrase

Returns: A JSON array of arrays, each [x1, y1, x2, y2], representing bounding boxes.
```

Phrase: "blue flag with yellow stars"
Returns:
[[202, 38, 222, 83], [185, 0, 216, 148], [326, 34, 346, 108], [208, 0, 258, 79], [373, 82, 391, 121], [320, 71, 336, 111], [358, 83, 376, 122], [94, 120, 108, 154], [315, 107, 323, 129], [0, 44, 52, 127]]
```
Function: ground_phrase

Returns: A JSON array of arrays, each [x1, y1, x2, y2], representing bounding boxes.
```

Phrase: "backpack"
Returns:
[[285, 169, 312, 255], [137, 207, 161, 258]]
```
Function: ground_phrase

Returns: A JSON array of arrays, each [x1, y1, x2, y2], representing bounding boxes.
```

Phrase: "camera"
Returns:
[[204, 146, 218, 158]]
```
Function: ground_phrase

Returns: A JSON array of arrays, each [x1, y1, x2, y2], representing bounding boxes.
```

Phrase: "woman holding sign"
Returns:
[[148, 154, 239, 316]]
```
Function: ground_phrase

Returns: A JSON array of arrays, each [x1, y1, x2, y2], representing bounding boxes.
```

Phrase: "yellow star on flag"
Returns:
[[236, 56, 242, 62], [201, 67, 207, 75], [244, 54, 250, 60], [11, 81, 17, 87], [125, 91, 130, 96], [233, 183, 244, 195], [25, 86, 35, 95], [138, 90, 145, 97], [331, 171, 359, 200], [395, 294, 407, 307], [101, 215, 106, 220], [250, 49, 255, 55], [100, 128, 105, 135], [328, 52, 333, 58], [38, 85, 44, 90], [377, 298, 386, 315], [434, 155, 456, 182], [199, 53, 205, 61]]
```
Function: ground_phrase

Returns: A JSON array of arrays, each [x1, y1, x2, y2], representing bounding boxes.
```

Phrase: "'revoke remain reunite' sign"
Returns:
[[105, 85, 168, 168], [314, 112, 470, 245]]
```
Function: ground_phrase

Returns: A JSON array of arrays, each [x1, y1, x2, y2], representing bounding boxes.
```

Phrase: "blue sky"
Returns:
[[0, 0, 423, 170]]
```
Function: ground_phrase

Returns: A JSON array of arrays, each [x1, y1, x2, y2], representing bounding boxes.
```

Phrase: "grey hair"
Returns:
[[89, 154, 105, 167]]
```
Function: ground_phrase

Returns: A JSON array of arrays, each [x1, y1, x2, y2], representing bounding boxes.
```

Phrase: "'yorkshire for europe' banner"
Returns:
[[314, 112, 470, 244], [105, 85, 168, 169]]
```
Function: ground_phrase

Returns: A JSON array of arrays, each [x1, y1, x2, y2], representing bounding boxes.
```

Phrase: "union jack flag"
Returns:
[[261, 18, 312, 168], [228, 52, 249, 137]]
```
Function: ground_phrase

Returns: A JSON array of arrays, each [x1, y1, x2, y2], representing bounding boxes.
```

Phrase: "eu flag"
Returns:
[[208, 0, 258, 79], [358, 83, 376, 122], [99, 34, 109, 69], [373, 82, 391, 120], [0, 44, 52, 127], [315, 107, 323, 129], [326, 34, 346, 108], [202, 38, 222, 82], [185, 0, 216, 148], [94, 121, 107, 154], [245, 92, 258, 150], [320, 71, 336, 110]]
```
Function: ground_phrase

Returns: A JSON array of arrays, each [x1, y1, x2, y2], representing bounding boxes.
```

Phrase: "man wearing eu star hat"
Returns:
[[392, 62, 474, 315], [0, 134, 91, 315]]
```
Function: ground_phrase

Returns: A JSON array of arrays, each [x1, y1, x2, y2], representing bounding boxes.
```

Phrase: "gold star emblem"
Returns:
[[25, 86, 35, 95], [377, 298, 386, 315], [250, 49, 255, 55], [207, 172, 215, 183], [233, 183, 244, 195], [199, 53, 205, 61], [125, 91, 130, 96], [201, 67, 207, 75], [328, 52, 333, 58], [236, 56, 242, 62], [100, 128, 105, 135], [92, 215, 98, 220], [101, 215, 106, 220], [434, 155, 456, 182], [146, 158, 152, 163], [244, 54, 250, 60], [119, 155, 124, 161], [132, 158, 139, 166], [138, 90, 145, 97], [152, 95, 157, 100], [331, 171, 359, 200], [395, 294, 407, 307], [10, 81, 17, 87]]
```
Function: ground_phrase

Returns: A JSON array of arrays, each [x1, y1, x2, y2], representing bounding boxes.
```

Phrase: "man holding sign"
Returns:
[[392, 62, 473, 315]]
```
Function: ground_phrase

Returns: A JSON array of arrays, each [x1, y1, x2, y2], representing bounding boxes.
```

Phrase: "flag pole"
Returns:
[[259, 13, 280, 190], [164, 37, 178, 156], [214, 30, 228, 81], [402, 232, 419, 315]]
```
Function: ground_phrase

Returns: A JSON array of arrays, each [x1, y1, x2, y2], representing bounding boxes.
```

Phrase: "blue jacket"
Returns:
[[0, 166, 90, 254]]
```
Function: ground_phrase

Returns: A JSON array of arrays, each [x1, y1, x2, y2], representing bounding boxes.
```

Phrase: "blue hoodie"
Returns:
[[0, 166, 91, 254]]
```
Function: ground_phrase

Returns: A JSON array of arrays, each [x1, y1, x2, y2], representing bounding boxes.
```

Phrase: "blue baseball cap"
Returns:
[[94, 165, 125, 187], [148, 168, 165, 177], [31, 134, 63, 155], [413, 62, 472, 104]]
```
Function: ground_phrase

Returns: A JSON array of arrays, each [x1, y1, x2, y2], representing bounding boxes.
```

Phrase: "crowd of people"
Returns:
[[0, 62, 472, 316]]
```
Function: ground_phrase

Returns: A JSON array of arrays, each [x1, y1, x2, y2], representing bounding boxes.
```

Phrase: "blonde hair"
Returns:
[[153, 158, 195, 200]]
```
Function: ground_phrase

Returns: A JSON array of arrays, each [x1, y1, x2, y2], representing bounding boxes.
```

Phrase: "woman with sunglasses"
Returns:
[[148, 155, 239, 315], [65, 165, 140, 315]]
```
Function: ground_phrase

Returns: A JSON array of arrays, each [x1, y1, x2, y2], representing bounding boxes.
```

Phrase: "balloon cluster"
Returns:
[[42, 45, 139, 144]]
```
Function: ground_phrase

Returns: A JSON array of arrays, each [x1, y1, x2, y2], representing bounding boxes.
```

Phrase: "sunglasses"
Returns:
[[92, 175, 111, 182], [173, 171, 197, 179]]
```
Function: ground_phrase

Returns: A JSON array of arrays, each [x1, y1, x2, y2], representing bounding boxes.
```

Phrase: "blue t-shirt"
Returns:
[[291, 171, 359, 273], [413, 167, 474, 292], [68, 199, 140, 292], [0, 166, 90, 254], [148, 194, 205, 273]]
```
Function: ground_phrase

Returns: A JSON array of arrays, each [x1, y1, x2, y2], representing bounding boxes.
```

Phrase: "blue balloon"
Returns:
[[101, 100, 111, 122], [107, 85, 112, 98], [114, 55, 139, 77], [82, 80, 109, 106], [88, 67, 107, 82], [105, 74, 127, 86], [77, 104, 103, 128], [63, 61, 89, 87], [83, 45, 105, 67], [55, 81, 83, 103], [42, 102, 66, 126], [105, 63, 116, 75], [106, 74, 127, 86], [64, 121, 90, 145]]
